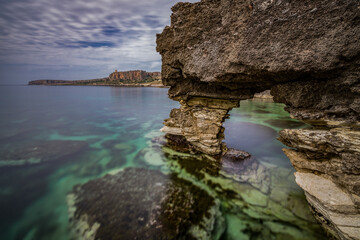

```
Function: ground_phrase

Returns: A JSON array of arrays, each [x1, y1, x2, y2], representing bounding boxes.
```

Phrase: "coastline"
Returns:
[[28, 83, 169, 88]]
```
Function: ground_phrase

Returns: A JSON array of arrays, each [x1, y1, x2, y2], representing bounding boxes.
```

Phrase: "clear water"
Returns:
[[0, 86, 326, 240]]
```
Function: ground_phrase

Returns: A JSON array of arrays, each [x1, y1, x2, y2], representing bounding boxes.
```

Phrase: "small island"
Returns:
[[28, 70, 165, 87]]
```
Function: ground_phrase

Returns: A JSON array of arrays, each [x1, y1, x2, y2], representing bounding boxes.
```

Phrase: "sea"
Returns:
[[0, 85, 327, 240]]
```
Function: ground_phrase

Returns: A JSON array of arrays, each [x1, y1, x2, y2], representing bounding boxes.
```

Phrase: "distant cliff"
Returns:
[[29, 70, 163, 86], [109, 70, 161, 83]]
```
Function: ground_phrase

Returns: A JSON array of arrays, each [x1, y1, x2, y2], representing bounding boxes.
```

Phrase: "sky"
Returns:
[[0, 0, 196, 84]]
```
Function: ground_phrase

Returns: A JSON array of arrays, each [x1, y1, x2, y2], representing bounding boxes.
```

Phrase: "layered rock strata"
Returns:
[[157, 0, 360, 239], [279, 126, 360, 239], [161, 97, 240, 155]]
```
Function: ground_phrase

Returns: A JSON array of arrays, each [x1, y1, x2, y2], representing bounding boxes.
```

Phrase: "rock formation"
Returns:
[[253, 90, 273, 99], [161, 97, 241, 155], [156, 0, 360, 239], [29, 71, 161, 86]]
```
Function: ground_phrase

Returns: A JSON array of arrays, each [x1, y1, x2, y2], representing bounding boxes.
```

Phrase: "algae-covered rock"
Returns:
[[163, 148, 327, 240], [68, 167, 224, 240]]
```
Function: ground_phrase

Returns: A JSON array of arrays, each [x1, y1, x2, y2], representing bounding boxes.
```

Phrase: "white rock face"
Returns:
[[295, 172, 360, 240]]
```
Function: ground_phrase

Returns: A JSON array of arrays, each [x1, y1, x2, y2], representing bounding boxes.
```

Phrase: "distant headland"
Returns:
[[28, 70, 165, 88]]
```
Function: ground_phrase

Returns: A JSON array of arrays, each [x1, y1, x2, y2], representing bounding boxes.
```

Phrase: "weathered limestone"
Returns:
[[295, 173, 360, 240], [279, 127, 360, 196], [108, 70, 160, 82], [161, 97, 239, 155], [157, 0, 360, 238], [278, 126, 360, 239]]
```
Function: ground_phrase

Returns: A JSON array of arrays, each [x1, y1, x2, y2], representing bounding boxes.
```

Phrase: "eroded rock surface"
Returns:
[[279, 126, 360, 239], [157, 0, 360, 239], [161, 97, 239, 155]]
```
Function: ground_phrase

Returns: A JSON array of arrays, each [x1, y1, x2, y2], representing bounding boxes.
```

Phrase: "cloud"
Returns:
[[56, 40, 116, 48], [0, 0, 198, 82]]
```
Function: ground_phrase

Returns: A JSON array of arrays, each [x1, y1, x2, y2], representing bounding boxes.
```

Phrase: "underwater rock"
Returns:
[[68, 167, 224, 240], [264, 119, 306, 129], [163, 149, 326, 239], [0, 140, 87, 166]]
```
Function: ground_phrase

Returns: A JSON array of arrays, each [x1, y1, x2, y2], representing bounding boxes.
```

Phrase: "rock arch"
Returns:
[[156, 0, 360, 239]]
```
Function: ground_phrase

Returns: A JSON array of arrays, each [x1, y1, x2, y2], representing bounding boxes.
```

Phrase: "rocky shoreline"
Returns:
[[156, 0, 359, 239], [28, 79, 167, 88], [28, 70, 165, 88]]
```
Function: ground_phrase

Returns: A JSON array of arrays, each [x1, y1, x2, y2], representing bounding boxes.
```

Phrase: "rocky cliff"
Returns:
[[108, 70, 161, 82], [157, 0, 359, 239]]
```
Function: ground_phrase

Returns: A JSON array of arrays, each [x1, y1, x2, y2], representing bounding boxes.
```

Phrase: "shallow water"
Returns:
[[0, 86, 325, 240]]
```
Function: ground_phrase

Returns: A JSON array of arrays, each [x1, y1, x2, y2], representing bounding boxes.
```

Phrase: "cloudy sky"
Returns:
[[0, 0, 195, 84]]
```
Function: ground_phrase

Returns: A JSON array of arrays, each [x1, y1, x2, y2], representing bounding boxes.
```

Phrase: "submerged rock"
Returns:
[[67, 167, 224, 240], [0, 140, 87, 166], [162, 148, 326, 240]]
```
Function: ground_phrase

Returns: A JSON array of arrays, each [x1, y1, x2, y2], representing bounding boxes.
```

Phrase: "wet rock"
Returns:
[[222, 148, 251, 161], [68, 167, 224, 240], [164, 134, 200, 154]]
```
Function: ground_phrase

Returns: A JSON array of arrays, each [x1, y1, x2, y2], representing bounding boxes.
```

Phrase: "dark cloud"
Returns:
[[57, 40, 116, 48], [101, 26, 122, 36]]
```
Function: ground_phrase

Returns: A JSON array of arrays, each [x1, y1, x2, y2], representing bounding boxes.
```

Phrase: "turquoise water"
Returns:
[[0, 86, 325, 240]]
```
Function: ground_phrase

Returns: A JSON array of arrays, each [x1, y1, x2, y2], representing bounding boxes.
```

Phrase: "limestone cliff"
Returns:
[[157, 0, 360, 239], [109, 70, 161, 82]]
